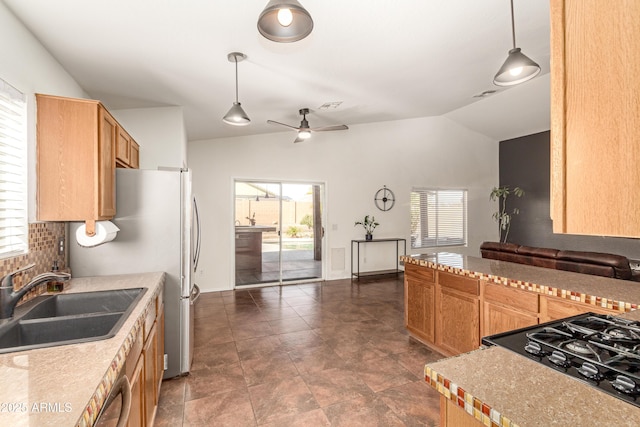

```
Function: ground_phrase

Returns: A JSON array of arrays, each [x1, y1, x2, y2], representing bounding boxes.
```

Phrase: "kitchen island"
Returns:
[[402, 253, 640, 426], [0, 272, 164, 427]]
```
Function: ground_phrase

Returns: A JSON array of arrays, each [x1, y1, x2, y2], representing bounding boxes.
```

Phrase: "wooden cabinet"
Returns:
[[550, 0, 640, 237], [440, 396, 483, 427], [436, 272, 480, 355], [116, 127, 140, 169], [481, 282, 539, 337], [36, 94, 140, 223], [539, 295, 618, 323], [123, 291, 164, 427], [37, 94, 117, 221], [404, 264, 436, 343]]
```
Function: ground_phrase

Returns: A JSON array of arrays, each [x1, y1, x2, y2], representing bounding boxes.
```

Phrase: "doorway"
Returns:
[[234, 180, 324, 286]]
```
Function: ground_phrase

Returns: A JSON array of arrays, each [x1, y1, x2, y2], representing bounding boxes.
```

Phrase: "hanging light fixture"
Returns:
[[257, 0, 314, 43], [493, 0, 541, 86], [223, 52, 251, 126]]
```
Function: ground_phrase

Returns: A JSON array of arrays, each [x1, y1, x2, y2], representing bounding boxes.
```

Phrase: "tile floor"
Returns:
[[154, 275, 445, 426]]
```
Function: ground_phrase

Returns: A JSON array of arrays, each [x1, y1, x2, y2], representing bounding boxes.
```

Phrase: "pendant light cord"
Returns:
[[510, 0, 516, 49], [233, 55, 239, 103]]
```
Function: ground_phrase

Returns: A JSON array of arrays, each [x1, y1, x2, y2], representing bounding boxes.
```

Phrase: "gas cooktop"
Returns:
[[482, 313, 640, 408]]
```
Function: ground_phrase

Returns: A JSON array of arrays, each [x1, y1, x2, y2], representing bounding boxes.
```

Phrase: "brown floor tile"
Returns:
[[322, 395, 405, 426], [301, 367, 374, 407], [355, 355, 418, 392], [231, 320, 275, 341], [268, 316, 311, 334], [193, 325, 234, 347], [191, 341, 239, 370], [391, 341, 444, 380], [248, 376, 319, 425], [260, 408, 330, 426], [185, 362, 246, 401], [378, 380, 441, 426], [288, 344, 349, 374], [259, 306, 300, 320], [236, 335, 285, 358], [183, 388, 256, 427], [276, 330, 325, 351], [240, 350, 300, 386]]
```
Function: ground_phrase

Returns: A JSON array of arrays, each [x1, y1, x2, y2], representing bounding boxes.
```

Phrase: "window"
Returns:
[[0, 79, 28, 258], [410, 188, 467, 249]]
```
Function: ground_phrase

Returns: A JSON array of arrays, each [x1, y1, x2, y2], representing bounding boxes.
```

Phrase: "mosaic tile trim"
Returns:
[[401, 256, 637, 313], [1, 222, 67, 303], [76, 285, 161, 427], [425, 365, 519, 427]]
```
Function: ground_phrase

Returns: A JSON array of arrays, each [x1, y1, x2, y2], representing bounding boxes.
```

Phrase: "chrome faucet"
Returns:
[[0, 263, 71, 319]]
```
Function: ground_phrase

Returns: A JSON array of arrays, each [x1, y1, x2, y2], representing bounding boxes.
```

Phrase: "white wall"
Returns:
[[112, 106, 187, 169], [0, 2, 87, 222], [189, 116, 499, 292]]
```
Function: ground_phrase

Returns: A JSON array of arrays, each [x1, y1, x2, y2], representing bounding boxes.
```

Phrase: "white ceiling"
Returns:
[[3, 0, 551, 142]]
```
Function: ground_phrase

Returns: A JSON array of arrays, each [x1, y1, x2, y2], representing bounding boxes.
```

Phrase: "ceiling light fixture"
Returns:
[[222, 52, 250, 126], [257, 0, 314, 43], [493, 0, 541, 86]]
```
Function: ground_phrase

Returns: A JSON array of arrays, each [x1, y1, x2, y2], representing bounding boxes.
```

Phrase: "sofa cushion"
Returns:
[[516, 245, 559, 259], [480, 241, 519, 253], [557, 250, 632, 280]]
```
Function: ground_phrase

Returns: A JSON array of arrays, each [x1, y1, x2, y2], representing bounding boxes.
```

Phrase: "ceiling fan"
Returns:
[[267, 108, 349, 143]]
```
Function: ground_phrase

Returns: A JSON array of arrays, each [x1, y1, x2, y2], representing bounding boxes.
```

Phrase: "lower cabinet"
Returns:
[[124, 290, 164, 427], [404, 264, 436, 343], [440, 396, 483, 427], [481, 282, 539, 337], [436, 272, 480, 355], [539, 295, 618, 323]]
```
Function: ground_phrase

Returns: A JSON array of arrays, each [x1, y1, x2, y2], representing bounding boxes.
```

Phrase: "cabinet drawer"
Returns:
[[405, 263, 435, 283], [438, 272, 479, 296], [483, 282, 538, 314]]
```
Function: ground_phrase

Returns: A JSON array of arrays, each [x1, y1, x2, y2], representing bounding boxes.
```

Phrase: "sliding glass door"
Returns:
[[234, 180, 323, 286]]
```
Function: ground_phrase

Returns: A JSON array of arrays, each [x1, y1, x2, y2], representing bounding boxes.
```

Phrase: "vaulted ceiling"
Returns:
[[3, 0, 551, 142]]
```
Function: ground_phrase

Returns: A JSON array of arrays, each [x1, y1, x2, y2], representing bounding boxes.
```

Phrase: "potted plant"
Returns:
[[490, 186, 524, 243], [355, 215, 379, 240]]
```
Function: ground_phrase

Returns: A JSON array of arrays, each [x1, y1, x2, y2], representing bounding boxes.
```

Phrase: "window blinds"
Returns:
[[0, 80, 28, 258], [410, 188, 467, 249]]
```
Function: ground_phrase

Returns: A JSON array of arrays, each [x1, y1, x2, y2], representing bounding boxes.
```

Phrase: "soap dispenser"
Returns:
[[47, 260, 64, 292]]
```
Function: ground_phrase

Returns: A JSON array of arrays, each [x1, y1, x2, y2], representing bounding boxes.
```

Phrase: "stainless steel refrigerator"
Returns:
[[69, 168, 201, 379]]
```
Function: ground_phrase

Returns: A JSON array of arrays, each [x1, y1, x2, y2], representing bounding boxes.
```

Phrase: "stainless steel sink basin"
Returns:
[[0, 288, 147, 354]]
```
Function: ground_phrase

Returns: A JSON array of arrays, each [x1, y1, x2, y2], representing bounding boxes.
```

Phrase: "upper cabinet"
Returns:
[[36, 94, 139, 222], [550, 0, 640, 237], [116, 126, 140, 169]]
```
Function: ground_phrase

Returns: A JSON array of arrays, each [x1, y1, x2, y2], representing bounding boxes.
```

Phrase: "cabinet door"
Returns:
[[98, 107, 117, 218], [156, 304, 165, 397], [440, 396, 483, 427], [130, 141, 140, 169], [482, 283, 539, 337], [405, 276, 435, 343], [128, 354, 144, 427], [483, 301, 538, 337], [437, 287, 480, 355], [143, 322, 158, 427], [550, 0, 640, 237], [116, 127, 131, 166]]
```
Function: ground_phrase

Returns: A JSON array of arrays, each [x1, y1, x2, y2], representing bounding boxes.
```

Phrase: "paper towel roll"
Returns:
[[75, 220, 120, 247]]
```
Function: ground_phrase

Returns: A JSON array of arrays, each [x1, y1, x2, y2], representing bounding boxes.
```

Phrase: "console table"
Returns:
[[351, 238, 406, 279]]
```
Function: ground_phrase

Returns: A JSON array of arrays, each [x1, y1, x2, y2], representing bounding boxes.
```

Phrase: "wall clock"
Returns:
[[374, 185, 395, 211]]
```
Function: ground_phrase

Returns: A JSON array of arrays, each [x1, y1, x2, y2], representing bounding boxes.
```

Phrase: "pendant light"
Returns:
[[223, 52, 251, 126], [257, 0, 313, 43], [493, 0, 541, 86]]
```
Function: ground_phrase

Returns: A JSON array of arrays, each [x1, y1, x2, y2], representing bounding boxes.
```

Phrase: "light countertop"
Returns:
[[403, 252, 640, 426], [0, 272, 164, 427]]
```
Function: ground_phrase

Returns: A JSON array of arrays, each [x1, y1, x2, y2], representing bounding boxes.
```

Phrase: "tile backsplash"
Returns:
[[0, 222, 67, 302]]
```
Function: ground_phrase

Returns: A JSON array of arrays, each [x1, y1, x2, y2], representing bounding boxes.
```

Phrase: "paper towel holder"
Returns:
[[85, 220, 96, 237]]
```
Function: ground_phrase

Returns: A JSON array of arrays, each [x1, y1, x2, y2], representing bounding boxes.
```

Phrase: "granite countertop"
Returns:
[[403, 252, 640, 426], [0, 272, 165, 427]]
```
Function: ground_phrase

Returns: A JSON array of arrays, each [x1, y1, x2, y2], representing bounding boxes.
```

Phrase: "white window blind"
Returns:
[[0, 79, 28, 258], [410, 188, 467, 249]]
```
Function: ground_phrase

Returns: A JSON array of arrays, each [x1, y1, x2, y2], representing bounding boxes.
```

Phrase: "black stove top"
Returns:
[[482, 313, 640, 408]]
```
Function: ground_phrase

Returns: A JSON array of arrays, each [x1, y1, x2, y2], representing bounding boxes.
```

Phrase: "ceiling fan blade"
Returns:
[[267, 120, 300, 131], [310, 124, 349, 132], [293, 136, 305, 143]]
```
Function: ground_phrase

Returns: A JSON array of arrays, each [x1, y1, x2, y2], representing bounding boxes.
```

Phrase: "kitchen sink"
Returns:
[[0, 288, 147, 354], [21, 288, 145, 320]]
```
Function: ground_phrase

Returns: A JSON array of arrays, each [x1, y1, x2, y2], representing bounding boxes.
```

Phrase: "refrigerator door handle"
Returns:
[[190, 283, 201, 304], [192, 196, 201, 272]]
